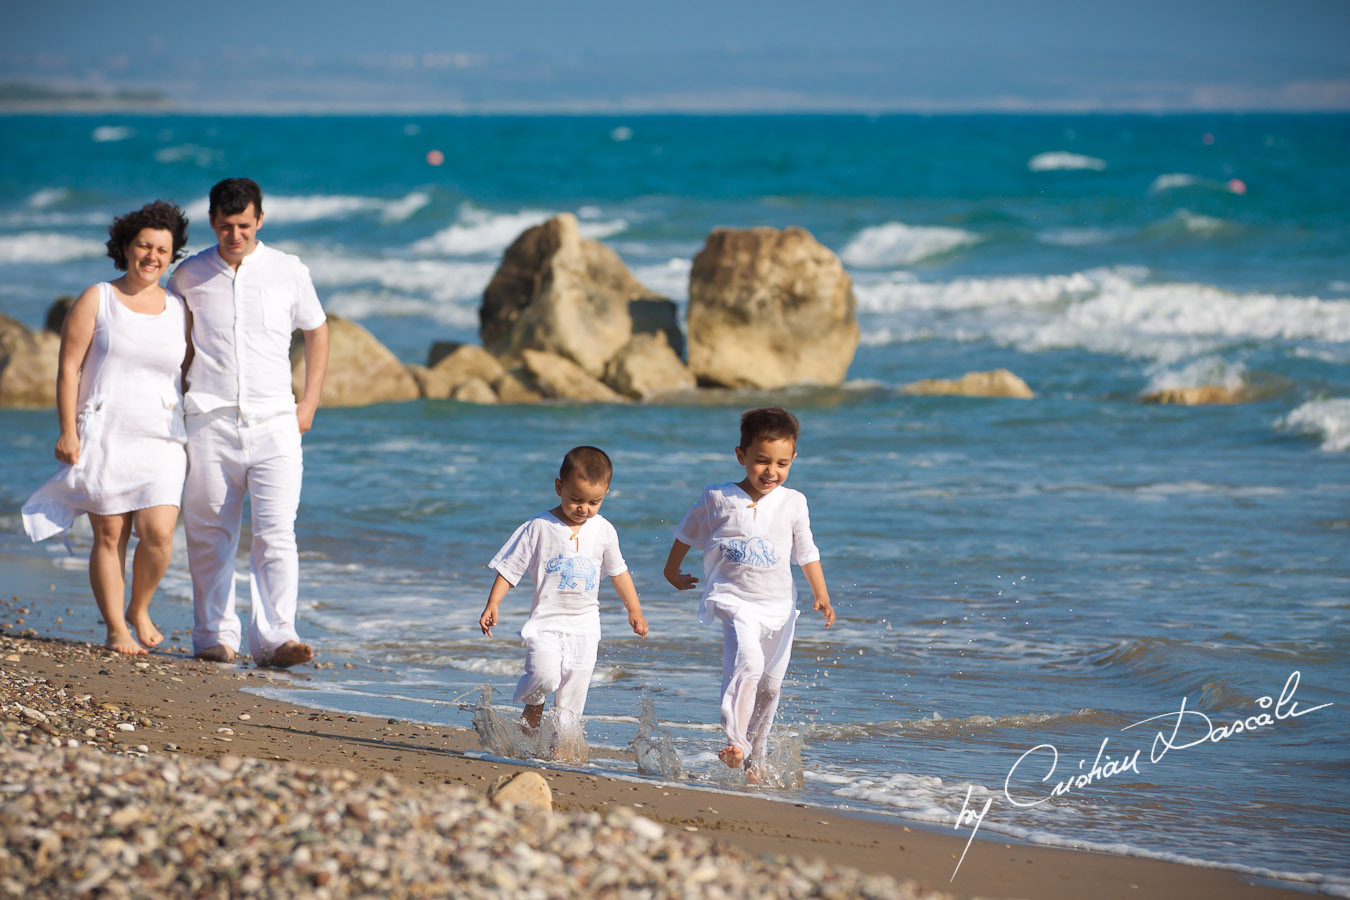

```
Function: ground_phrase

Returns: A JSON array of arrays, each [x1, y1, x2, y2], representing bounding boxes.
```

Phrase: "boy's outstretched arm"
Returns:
[[610, 571, 648, 637], [663, 539, 699, 590], [479, 573, 514, 637], [801, 560, 835, 628]]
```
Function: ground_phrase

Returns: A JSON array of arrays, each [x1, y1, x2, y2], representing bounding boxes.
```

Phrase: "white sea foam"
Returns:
[[858, 267, 1350, 362], [1171, 209, 1227, 233], [381, 191, 431, 223], [91, 125, 133, 143], [324, 291, 479, 328], [1027, 151, 1106, 172], [1277, 398, 1350, 452], [183, 191, 431, 226], [26, 188, 69, 209], [0, 233, 106, 264], [413, 204, 628, 256], [630, 258, 692, 301], [1143, 356, 1248, 394], [610, 125, 634, 142], [1035, 227, 1115, 246], [1149, 173, 1205, 193], [302, 253, 495, 307], [840, 221, 978, 268], [155, 144, 222, 167]]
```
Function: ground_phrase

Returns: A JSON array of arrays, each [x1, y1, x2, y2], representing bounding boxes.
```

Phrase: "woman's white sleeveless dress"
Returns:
[[22, 282, 188, 541]]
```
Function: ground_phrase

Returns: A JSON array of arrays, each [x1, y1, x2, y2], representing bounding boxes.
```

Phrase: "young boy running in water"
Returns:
[[664, 407, 834, 781], [480, 446, 648, 739]]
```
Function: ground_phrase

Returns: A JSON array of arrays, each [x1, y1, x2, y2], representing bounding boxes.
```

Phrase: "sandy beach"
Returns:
[[0, 587, 1314, 900]]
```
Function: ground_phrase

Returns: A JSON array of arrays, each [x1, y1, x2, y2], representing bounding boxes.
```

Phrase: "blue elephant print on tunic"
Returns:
[[721, 536, 778, 568], [546, 554, 598, 591]]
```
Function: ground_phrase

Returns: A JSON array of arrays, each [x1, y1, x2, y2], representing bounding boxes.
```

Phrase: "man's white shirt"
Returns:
[[170, 241, 325, 422]]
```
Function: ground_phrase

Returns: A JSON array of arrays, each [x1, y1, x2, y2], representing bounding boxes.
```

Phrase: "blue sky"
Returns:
[[4, 1, 1348, 111]]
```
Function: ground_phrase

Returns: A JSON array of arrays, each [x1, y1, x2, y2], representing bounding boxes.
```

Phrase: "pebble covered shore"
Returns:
[[0, 633, 948, 899]]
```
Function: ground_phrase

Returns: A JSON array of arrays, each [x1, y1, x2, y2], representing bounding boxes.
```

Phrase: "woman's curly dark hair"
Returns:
[[105, 200, 190, 271]]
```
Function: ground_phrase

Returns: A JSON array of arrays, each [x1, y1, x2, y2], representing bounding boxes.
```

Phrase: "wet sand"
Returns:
[[0, 591, 1312, 899]]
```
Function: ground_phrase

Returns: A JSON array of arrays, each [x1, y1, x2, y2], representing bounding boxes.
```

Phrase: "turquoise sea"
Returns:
[[1, 114, 1347, 893]]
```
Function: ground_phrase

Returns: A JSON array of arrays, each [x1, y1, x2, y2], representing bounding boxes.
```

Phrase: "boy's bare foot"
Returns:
[[523, 703, 544, 730], [717, 744, 744, 769], [195, 645, 236, 663], [259, 641, 314, 668], [129, 615, 164, 649], [105, 631, 148, 655], [745, 764, 764, 785]]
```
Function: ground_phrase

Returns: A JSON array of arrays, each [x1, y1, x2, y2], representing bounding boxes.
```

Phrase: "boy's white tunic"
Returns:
[[489, 511, 628, 715], [170, 241, 326, 661], [675, 482, 820, 763]]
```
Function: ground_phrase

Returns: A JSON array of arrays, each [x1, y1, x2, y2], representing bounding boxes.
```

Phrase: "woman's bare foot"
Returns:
[[105, 630, 148, 655], [129, 614, 164, 649], [260, 641, 314, 668], [717, 744, 744, 768], [195, 645, 237, 663]]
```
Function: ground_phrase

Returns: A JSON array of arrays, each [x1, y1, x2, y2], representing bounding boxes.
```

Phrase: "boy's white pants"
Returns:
[[718, 605, 798, 767], [184, 409, 304, 662], [513, 630, 600, 727]]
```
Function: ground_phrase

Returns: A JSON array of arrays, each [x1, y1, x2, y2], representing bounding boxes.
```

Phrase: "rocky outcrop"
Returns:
[[0, 314, 60, 408], [901, 369, 1034, 399], [290, 314, 419, 407], [603, 333, 696, 400], [519, 349, 624, 403], [416, 345, 507, 401], [686, 227, 858, 389], [1141, 385, 1247, 405], [480, 213, 669, 377]]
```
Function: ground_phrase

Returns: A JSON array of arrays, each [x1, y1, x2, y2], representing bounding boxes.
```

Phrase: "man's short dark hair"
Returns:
[[559, 446, 613, 486], [739, 407, 800, 449], [209, 177, 264, 219], [105, 200, 190, 271]]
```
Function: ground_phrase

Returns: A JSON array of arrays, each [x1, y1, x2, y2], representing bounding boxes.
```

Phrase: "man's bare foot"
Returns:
[[105, 631, 148, 655], [195, 645, 236, 663], [129, 615, 164, 649], [260, 641, 314, 668], [717, 744, 744, 769]]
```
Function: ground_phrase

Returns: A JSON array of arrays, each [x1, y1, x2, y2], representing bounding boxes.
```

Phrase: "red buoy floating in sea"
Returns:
[[426, 149, 445, 166], [1226, 178, 1247, 195]]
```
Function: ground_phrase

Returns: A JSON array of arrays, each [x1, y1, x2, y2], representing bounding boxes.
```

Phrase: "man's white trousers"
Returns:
[[185, 409, 303, 662]]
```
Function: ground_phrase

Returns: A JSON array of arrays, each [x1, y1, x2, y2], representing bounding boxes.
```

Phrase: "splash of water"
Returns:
[[626, 692, 686, 780], [470, 685, 589, 764]]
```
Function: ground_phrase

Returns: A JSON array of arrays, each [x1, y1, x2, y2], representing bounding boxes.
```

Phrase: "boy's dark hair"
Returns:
[[739, 406, 800, 449], [105, 200, 190, 271], [209, 177, 264, 219], [559, 446, 613, 486]]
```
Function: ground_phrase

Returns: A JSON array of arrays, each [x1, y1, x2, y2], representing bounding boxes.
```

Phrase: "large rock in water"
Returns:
[[603, 333, 696, 400], [1141, 385, 1247, 405], [519, 349, 624, 403], [901, 369, 1035, 399], [0, 314, 60, 408], [686, 227, 858, 389], [290, 314, 419, 407], [480, 213, 670, 377]]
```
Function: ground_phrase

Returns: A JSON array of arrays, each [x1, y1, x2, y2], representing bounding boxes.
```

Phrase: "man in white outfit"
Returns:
[[171, 178, 329, 667]]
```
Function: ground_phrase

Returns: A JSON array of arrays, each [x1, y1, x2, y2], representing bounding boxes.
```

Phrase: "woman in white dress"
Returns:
[[22, 201, 191, 654]]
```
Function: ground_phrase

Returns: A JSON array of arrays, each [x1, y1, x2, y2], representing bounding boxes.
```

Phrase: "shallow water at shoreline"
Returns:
[[2, 113, 1348, 892]]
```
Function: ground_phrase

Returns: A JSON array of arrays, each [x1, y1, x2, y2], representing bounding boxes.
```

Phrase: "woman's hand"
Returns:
[[55, 431, 80, 465]]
